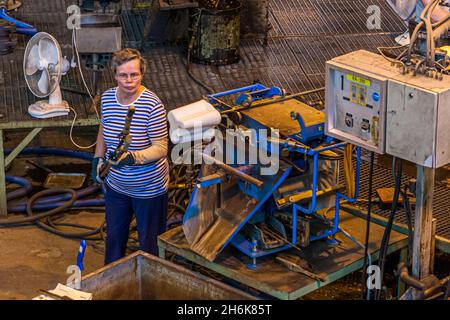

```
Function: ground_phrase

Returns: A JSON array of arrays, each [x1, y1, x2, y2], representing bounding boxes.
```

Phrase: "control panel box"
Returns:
[[386, 74, 450, 168], [325, 50, 402, 154], [325, 50, 450, 168]]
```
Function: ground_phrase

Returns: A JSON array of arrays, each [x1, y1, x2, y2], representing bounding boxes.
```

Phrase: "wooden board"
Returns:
[[159, 0, 198, 10], [158, 209, 408, 300], [241, 99, 324, 137]]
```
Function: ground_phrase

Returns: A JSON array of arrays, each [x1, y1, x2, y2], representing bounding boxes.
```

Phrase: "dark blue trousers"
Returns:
[[104, 185, 168, 265]]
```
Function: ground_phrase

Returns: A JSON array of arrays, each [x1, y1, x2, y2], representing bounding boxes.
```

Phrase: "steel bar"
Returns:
[[221, 87, 325, 114], [201, 153, 264, 188], [259, 223, 303, 253]]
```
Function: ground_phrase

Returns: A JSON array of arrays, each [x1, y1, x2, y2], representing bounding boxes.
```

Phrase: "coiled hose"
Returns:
[[0, 147, 105, 240], [6, 175, 33, 201], [0, 148, 191, 241]]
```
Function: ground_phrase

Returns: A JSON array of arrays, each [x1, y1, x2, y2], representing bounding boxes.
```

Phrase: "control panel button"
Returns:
[[345, 113, 354, 128], [361, 118, 370, 132]]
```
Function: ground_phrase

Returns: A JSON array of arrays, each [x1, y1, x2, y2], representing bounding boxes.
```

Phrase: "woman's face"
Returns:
[[115, 58, 142, 96]]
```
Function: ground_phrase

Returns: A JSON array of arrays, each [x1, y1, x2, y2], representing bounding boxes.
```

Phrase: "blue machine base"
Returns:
[[246, 263, 258, 270], [231, 233, 293, 259], [326, 236, 340, 246]]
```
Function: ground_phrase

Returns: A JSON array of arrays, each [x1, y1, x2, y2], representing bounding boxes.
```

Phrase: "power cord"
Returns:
[[375, 157, 403, 300], [361, 151, 375, 300], [68, 27, 101, 149]]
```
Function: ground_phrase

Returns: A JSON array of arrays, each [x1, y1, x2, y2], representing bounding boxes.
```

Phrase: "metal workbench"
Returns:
[[158, 210, 408, 300], [0, 0, 103, 216], [0, 117, 99, 216]]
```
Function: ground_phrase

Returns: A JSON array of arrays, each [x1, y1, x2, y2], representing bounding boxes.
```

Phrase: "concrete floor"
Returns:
[[0, 211, 105, 299], [0, 129, 105, 299]]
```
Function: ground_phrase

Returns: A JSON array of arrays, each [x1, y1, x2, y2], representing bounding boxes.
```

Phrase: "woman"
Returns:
[[92, 48, 169, 264]]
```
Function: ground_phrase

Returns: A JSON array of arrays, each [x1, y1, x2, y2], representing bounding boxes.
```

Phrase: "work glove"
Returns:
[[111, 152, 135, 168], [91, 157, 105, 184]]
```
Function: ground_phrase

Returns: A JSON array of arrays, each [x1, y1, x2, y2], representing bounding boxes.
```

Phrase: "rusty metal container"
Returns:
[[80, 251, 256, 300], [192, 0, 241, 65]]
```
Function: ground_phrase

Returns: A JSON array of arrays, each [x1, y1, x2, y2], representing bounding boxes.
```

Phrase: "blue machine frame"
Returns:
[[0, 8, 38, 36], [187, 84, 361, 261]]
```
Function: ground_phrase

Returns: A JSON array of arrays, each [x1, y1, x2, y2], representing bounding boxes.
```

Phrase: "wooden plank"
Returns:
[[159, 0, 198, 10], [0, 130, 6, 216], [276, 255, 327, 282], [413, 166, 435, 279], [342, 203, 450, 255], [158, 210, 408, 299], [0, 118, 100, 130], [412, 166, 435, 299], [431, 218, 437, 275], [4, 128, 42, 167]]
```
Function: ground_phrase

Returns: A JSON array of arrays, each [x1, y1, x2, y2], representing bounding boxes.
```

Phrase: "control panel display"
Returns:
[[326, 65, 386, 154]]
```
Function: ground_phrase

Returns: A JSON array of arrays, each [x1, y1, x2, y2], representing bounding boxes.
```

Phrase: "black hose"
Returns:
[[375, 158, 403, 300], [28, 190, 104, 240], [401, 184, 414, 262], [361, 151, 375, 299], [36, 216, 105, 241], [0, 188, 77, 226], [0, 149, 192, 243], [0, 187, 105, 240], [444, 278, 450, 300]]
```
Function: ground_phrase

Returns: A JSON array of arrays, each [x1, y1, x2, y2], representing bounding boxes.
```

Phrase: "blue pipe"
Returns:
[[309, 142, 347, 154], [8, 198, 105, 213], [15, 27, 38, 36], [331, 146, 361, 235], [6, 175, 32, 201], [4, 147, 102, 212], [0, 8, 38, 36], [5, 147, 93, 161], [294, 142, 347, 215], [308, 145, 362, 242], [208, 83, 267, 99], [10, 184, 100, 206], [291, 144, 361, 242], [8, 184, 103, 210]]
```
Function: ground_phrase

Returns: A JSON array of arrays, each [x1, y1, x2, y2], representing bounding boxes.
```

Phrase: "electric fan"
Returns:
[[24, 32, 71, 118]]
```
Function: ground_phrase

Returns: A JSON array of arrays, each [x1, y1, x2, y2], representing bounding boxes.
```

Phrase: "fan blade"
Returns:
[[38, 38, 58, 66], [38, 69, 50, 94], [25, 44, 40, 76]]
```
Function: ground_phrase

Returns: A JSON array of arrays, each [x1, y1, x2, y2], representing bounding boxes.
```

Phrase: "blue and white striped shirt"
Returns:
[[101, 87, 169, 198]]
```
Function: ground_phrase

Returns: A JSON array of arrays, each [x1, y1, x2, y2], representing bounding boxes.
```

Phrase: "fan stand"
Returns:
[[28, 85, 70, 119]]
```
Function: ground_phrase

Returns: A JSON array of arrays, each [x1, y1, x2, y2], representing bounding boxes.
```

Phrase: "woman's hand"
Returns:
[[111, 152, 135, 167], [91, 157, 105, 183]]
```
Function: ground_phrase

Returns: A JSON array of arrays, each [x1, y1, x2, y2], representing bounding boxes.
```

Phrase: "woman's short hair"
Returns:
[[111, 48, 147, 75]]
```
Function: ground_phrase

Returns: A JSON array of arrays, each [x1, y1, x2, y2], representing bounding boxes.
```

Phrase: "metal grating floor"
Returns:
[[341, 155, 450, 242], [7, 2, 450, 240], [3, 0, 450, 244], [0, 0, 407, 121]]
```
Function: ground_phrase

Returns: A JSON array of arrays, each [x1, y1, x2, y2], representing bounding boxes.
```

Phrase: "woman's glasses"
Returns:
[[117, 73, 141, 81]]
